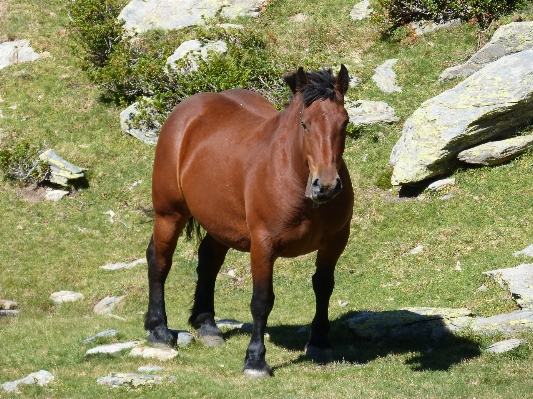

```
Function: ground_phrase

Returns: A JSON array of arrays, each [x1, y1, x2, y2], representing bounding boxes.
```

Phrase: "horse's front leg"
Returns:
[[243, 238, 276, 379], [305, 225, 350, 363], [145, 214, 186, 346]]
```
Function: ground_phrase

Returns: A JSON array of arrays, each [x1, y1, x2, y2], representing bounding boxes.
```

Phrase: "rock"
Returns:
[[45, 189, 69, 201], [166, 40, 227, 74], [350, 0, 372, 21], [457, 134, 533, 166], [390, 50, 533, 185], [85, 341, 140, 356], [138, 366, 164, 373], [346, 100, 400, 126], [39, 149, 85, 186], [81, 330, 120, 344], [97, 372, 164, 388], [409, 19, 461, 36], [427, 178, 455, 191], [50, 291, 84, 304], [0, 299, 17, 310], [484, 338, 527, 353], [440, 22, 533, 82], [119, 102, 159, 145], [514, 244, 533, 257], [118, 0, 265, 34], [130, 346, 178, 361], [483, 264, 533, 309], [408, 245, 424, 255], [0, 310, 20, 317], [216, 319, 253, 332], [471, 310, 533, 334], [440, 194, 454, 200], [372, 59, 401, 93], [173, 330, 194, 346], [100, 258, 146, 270], [0, 40, 42, 70], [2, 370, 54, 392], [93, 295, 126, 316]]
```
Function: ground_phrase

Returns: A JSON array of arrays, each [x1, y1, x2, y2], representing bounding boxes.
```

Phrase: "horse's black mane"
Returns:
[[301, 69, 338, 107]]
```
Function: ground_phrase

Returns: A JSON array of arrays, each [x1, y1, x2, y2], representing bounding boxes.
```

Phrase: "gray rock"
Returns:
[[85, 341, 140, 356], [457, 134, 533, 165], [410, 19, 461, 36], [427, 178, 455, 191], [440, 22, 533, 82], [483, 264, 533, 309], [119, 102, 160, 145], [45, 189, 69, 201], [138, 366, 164, 373], [100, 258, 146, 270], [216, 318, 253, 332], [81, 330, 120, 344], [350, 0, 372, 21], [408, 245, 424, 255], [514, 244, 533, 257], [97, 372, 164, 388], [174, 330, 194, 346], [471, 310, 533, 334], [0, 40, 42, 70], [439, 194, 454, 200], [2, 370, 54, 392], [484, 338, 527, 353], [372, 59, 402, 93], [130, 346, 178, 361], [93, 295, 126, 316], [0, 310, 20, 317], [50, 290, 84, 304], [166, 40, 227, 73], [0, 299, 17, 310], [390, 50, 533, 185], [346, 100, 400, 126], [118, 0, 265, 34], [39, 149, 85, 186]]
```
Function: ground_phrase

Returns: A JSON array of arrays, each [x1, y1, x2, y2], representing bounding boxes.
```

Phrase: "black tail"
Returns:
[[185, 217, 204, 245]]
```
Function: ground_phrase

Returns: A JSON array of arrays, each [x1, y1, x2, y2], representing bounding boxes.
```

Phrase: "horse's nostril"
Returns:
[[312, 178, 320, 187]]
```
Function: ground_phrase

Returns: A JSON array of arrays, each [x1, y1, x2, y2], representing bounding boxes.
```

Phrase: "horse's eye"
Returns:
[[301, 122, 307, 130]]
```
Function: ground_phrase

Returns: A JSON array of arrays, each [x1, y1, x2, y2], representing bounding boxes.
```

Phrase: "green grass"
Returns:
[[2, 0, 533, 397]]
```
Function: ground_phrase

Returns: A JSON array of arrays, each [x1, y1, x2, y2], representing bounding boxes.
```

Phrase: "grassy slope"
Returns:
[[1, 0, 533, 398]]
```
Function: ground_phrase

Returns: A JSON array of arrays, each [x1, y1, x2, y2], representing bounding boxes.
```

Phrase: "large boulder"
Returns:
[[390, 50, 533, 186], [118, 0, 264, 34], [440, 22, 533, 82]]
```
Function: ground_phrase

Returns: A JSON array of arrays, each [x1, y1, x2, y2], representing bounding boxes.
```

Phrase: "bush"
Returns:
[[373, 0, 525, 28], [0, 140, 50, 184]]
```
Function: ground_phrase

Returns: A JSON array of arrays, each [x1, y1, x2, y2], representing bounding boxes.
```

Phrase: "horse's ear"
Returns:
[[335, 64, 350, 96], [283, 67, 308, 94]]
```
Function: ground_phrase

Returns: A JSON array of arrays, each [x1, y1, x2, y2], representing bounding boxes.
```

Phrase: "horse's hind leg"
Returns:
[[305, 225, 350, 363], [189, 233, 229, 346], [145, 213, 188, 346]]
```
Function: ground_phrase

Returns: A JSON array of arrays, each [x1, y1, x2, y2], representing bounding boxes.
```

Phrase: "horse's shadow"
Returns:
[[231, 309, 481, 372]]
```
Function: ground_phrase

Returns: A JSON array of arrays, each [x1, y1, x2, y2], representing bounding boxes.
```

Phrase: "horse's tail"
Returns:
[[184, 217, 204, 245]]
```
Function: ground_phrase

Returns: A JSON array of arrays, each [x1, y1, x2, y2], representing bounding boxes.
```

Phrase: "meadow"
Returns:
[[1, 0, 533, 397]]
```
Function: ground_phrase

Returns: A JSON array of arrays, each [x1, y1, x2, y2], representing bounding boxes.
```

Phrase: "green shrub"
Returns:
[[373, 0, 525, 28], [0, 140, 50, 184]]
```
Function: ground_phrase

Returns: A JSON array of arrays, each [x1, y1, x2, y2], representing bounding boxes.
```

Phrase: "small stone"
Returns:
[[93, 295, 126, 315], [0, 40, 42, 70], [100, 258, 146, 270], [440, 194, 454, 200], [138, 366, 164, 373], [81, 330, 120, 344], [484, 338, 526, 353], [0, 299, 17, 310], [0, 310, 20, 317], [216, 319, 245, 329], [50, 290, 84, 304], [427, 178, 455, 191], [45, 189, 69, 201], [174, 330, 194, 346], [346, 100, 400, 126], [408, 245, 424, 255], [477, 285, 488, 291], [97, 372, 163, 388], [130, 346, 178, 361], [85, 341, 139, 356], [2, 370, 54, 392], [372, 59, 402, 93]]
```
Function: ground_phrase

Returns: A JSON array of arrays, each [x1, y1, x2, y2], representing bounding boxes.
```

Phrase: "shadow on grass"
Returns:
[[262, 309, 481, 372]]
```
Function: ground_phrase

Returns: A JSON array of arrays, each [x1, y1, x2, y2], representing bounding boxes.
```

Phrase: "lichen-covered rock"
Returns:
[[346, 100, 400, 126], [390, 50, 533, 185], [483, 264, 533, 309], [440, 22, 533, 82], [471, 310, 533, 334], [0, 40, 42, 70], [484, 338, 527, 353], [118, 0, 265, 34], [119, 102, 159, 145], [457, 134, 533, 165], [39, 149, 85, 186]]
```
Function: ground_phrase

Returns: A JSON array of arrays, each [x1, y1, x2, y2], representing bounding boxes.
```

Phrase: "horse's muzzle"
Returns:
[[310, 176, 343, 204]]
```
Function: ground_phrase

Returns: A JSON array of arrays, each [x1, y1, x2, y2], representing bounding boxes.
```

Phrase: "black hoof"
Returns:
[[147, 326, 176, 347], [305, 344, 333, 363]]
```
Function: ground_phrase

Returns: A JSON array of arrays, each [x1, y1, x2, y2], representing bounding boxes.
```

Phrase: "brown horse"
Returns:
[[145, 65, 354, 378]]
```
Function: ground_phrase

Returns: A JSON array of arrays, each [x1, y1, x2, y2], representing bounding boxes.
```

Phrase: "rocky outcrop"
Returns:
[[118, 0, 264, 34], [390, 50, 533, 186], [440, 22, 533, 82]]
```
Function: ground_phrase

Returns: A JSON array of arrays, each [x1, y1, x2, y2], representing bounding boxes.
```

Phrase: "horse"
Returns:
[[144, 65, 354, 378]]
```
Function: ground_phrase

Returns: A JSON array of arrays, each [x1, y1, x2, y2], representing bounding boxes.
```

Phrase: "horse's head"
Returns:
[[284, 65, 350, 205]]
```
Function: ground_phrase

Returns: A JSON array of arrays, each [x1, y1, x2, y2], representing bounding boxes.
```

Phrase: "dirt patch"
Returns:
[[17, 183, 47, 203]]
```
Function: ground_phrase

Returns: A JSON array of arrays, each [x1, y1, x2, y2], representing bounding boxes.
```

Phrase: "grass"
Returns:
[[2, 0, 533, 397]]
